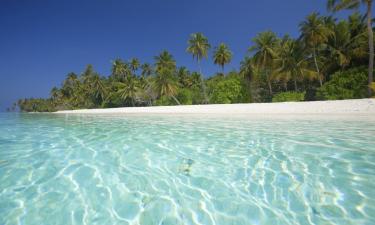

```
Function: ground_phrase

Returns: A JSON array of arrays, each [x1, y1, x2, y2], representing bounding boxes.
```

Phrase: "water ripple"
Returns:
[[0, 113, 374, 224]]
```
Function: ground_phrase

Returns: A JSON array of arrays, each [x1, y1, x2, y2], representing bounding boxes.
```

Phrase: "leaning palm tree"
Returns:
[[187, 33, 211, 103], [328, 0, 373, 96], [249, 31, 279, 96], [213, 43, 233, 73], [153, 68, 180, 105], [299, 12, 333, 86]]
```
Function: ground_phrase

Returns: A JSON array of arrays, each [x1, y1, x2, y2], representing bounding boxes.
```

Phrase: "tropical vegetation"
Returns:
[[16, 3, 374, 112]]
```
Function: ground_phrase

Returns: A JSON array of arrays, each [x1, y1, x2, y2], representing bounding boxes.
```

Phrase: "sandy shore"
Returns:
[[54, 99, 375, 114]]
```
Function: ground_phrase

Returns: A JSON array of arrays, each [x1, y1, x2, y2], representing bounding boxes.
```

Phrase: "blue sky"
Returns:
[[0, 0, 357, 111]]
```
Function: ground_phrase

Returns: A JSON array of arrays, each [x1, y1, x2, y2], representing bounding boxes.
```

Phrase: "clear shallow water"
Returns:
[[1, 113, 375, 225]]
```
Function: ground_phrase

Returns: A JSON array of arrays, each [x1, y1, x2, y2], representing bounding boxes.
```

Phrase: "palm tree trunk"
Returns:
[[313, 47, 322, 86], [294, 77, 298, 91], [367, 0, 374, 97], [198, 60, 208, 104], [171, 95, 180, 105], [267, 75, 273, 96]]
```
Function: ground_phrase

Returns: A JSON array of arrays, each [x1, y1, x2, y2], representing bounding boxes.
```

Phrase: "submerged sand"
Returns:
[[54, 99, 375, 114]]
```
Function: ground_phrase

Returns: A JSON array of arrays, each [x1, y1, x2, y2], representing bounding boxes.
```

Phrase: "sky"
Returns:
[[0, 0, 359, 111]]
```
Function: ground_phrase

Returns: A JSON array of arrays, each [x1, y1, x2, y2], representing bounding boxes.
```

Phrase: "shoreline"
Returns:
[[54, 99, 375, 114]]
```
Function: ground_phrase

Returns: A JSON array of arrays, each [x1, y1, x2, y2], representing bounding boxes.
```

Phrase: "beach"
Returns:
[[55, 98, 375, 114]]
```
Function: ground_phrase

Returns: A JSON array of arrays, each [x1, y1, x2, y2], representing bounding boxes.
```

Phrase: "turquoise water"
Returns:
[[1, 113, 375, 225]]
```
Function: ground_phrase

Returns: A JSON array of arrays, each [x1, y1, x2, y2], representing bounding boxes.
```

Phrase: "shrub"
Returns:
[[272, 91, 305, 102], [176, 88, 193, 105], [316, 67, 368, 100], [154, 96, 173, 106], [209, 77, 245, 104]]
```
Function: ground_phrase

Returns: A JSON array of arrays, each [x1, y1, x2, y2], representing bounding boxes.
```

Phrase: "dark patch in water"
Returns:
[[311, 206, 320, 216], [179, 158, 194, 176]]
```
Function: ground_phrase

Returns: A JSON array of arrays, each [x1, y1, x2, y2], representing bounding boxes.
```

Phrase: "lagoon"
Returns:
[[1, 113, 375, 224]]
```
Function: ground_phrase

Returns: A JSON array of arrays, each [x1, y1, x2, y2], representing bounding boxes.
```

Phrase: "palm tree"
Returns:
[[276, 37, 318, 91], [111, 59, 130, 81], [177, 67, 192, 87], [153, 68, 180, 105], [141, 63, 153, 78], [130, 58, 140, 76], [153, 51, 180, 104], [91, 74, 107, 103], [240, 57, 256, 82], [300, 12, 333, 86], [249, 31, 279, 95], [50, 87, 60, 101], [213, 43, 233, 73], [62, 72, 79, 98], [327, 20, 367, 69], [116, 76, 139, 106], [187, 33, 211, 103], [139, 63, 154, 105], [81, 64, 95, 84], [154, 50, 176, 72], [328, 0, 374, 96], [240, 56, 259, 101]]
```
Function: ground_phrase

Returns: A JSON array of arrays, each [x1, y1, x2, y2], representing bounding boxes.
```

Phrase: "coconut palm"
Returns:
[[81, 64, 95, 84], [116, 76, 139, 106], [138, 63, 155, 105], [187, 33, 211, 103], [91, 74, 107, 103], [153, 68, 180, 105], [328, 0, 373, 96], [141, 63, 153, 78], [249, 31, 279, 95], [130, 58, 140, 76], [177, 67, 192, 87], [276, 37, 318, 91], [154, 50, 176, 72], [327, 20, 367, 70], [50, 87, 60, 100], [300, 12, 333, 86], [213, 43, 233, 73], [240, 56, 256, 82], [62, 72, 79, 98], [111, 59, 130, 81]]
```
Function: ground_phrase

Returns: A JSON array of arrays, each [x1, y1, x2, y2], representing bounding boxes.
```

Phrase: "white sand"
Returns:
[[54, 99, 375, 114]]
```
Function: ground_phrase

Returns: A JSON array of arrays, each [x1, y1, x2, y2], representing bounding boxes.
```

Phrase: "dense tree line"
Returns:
[[17, 1, 375, 112]]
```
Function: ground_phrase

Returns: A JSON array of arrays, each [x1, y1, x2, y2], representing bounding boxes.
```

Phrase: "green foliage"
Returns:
[[316, 67, 368, 100], [213, 43, 232, 71], [16, 11, 373, 112], [209, 75, 247, 104], [18, 98, 56, 112], [272, 92, 305, 102], [176, 89, 193, 105], [154, 96, 171, 106]]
